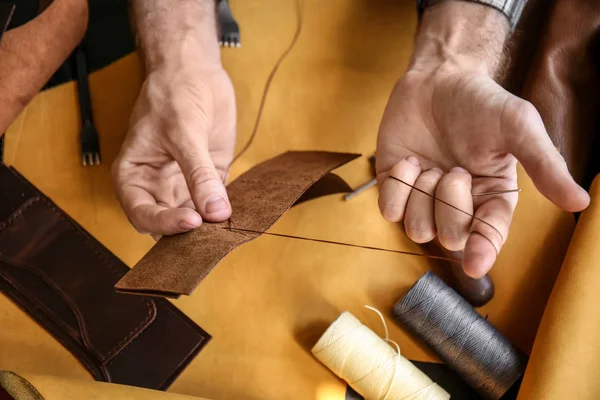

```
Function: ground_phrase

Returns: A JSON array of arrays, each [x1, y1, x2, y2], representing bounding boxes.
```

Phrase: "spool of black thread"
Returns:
[[392, 271, 527, 400]]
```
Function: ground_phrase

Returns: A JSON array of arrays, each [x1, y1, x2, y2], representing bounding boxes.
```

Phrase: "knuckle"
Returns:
[[127, 207, 147, 234], [414, 177, 439, 189], [436, 177, 469, 191], [129, 217, 149, 235], [110, 158, 124, 183], [134, 226, 149, 235], [189, 166, 221, 189], [472, 221, 506, 248], [390, 161, 419, 177], [505, 98, 541, 131]]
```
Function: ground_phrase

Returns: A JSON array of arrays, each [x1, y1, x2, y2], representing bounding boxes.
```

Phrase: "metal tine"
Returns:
[[82, 152, 101, 167]]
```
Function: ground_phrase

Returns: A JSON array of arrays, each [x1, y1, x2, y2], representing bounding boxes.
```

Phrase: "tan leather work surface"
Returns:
[[517, 175, 600, 400], [8, 372, 209, 400], [0, 1, 574, 399]]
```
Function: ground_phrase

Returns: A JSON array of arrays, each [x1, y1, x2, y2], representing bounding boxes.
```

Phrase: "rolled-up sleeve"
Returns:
[[417, 0, 528, 28]]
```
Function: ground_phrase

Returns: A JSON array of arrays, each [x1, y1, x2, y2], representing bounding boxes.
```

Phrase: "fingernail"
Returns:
[[450, 166, 469, 174], [205, 195, 228, 214], [179, 221, 198, 230], [406, 156, 420, 166]]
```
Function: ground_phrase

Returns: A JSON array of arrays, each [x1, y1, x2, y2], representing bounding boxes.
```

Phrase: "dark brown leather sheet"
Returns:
[[0, 165, 210, 390]]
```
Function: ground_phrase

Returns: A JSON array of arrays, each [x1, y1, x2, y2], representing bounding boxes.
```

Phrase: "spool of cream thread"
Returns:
[[311, 311, 450, 400]]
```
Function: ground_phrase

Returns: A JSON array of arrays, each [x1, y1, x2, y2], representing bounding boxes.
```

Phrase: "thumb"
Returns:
[[176, 145, 232, 222], [506, 100, 590, 212]]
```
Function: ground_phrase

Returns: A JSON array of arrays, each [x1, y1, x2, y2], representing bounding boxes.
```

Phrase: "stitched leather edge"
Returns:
[[104, 303, 209, 389], [0, 270, 110, 380], [0, 197, 156, 363]]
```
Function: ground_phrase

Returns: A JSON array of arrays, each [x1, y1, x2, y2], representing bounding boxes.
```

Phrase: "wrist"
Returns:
[[408, 1, 510, 77], [133, 0, 221, 73]]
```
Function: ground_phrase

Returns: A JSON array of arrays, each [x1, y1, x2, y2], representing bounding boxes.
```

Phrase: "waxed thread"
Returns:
[[393, 272, 527, 400], [388, 176, 507, 243], [364, 305, 401, 356], [223, 227, 461, 262], [226, 0, 305, 175], [364, 306, 402, 399], [315, 315, 427, 397], [312, 310, 450, 400], [223, 182, 518, 262]]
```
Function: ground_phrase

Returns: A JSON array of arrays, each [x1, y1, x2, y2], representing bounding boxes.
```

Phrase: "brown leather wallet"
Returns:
[[115, 151, 360, 298], [0, 165, 210, 390]]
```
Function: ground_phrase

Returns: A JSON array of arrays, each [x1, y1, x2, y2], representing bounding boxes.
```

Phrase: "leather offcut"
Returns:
[[0, 165, 210, 390], [115, 151, 360, 298]]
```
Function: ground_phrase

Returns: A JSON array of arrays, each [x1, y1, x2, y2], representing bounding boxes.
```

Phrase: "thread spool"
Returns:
[[311, 311, 450, 400], [392, 271, 527, 400]]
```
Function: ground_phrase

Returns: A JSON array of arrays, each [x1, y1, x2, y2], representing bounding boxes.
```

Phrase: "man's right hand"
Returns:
[[112, 0, 236, 236], [112, 65, 236, 236]]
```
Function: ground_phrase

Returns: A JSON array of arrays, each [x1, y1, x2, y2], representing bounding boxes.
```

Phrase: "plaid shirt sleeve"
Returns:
[[417, 0, 528, 28]]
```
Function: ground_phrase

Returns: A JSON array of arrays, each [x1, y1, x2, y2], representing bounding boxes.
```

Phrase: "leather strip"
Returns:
[[0, 165, 210, 390], [115, 151, 360, 298]]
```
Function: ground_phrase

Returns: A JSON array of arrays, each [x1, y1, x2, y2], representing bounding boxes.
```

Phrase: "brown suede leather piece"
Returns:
[[115, 151, 360, 298]]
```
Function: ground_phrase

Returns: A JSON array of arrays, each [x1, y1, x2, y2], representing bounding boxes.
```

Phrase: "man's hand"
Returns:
[[112, 0, 235, 236], [377, 2, 590, 278]]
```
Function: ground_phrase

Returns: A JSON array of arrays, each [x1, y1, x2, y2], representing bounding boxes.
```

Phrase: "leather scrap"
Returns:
[[0, 165, 210, 390], [115, 151, 360, 298]]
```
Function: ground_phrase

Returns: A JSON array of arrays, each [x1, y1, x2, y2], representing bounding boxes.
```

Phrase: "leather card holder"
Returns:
[[0, 165, 210, 390]]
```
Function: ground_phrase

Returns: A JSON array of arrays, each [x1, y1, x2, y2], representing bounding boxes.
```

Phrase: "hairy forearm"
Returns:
[[409, 2, 511, 77], [131, 0, 220, 72], [0, 0, 88, 134]]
